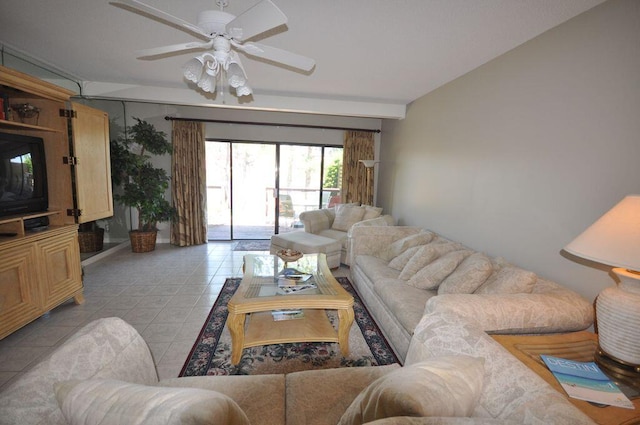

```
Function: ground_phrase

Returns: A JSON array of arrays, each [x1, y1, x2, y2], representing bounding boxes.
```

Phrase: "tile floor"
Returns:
[[0, 241, 350, 392]]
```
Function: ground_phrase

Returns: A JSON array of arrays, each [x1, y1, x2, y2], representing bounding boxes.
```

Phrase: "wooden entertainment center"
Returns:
[[0, 65, 113, 339]]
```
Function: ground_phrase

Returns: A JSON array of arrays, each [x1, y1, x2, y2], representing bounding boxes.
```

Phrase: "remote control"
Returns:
[[0, 232, 18, 237]]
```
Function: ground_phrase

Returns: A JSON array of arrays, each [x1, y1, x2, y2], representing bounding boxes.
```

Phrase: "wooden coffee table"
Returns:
[[493, 332, 640, 425], [226, 253, 354, 365]]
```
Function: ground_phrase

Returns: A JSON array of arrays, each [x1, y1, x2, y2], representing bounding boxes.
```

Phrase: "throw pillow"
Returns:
[[474, 266, 537, 295], [332, 204, 366, 231], [338, 355, 485, 425], [54, 379, 250, 425], [438, 252, 494, 295], [407, 250, 471, 290], [384, 231, 436, 260], [361, 205, 383, 220], [388, 245, 421, 271], [398, 241, 463, 280]]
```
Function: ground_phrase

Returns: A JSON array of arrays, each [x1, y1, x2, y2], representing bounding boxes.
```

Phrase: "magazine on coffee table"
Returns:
[[271, 309, 305, 321], [541, 355, 634, 409], [277, 267, 315, 289]]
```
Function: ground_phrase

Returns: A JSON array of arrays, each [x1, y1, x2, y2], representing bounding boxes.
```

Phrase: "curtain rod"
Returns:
[[164, 116, 381, 133]]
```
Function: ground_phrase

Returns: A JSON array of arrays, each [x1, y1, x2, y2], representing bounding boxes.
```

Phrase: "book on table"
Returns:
[[541, 355, 634, 409]]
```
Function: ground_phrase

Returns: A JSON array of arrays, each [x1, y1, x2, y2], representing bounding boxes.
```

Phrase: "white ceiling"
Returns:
[[0, 0, 605, 118]]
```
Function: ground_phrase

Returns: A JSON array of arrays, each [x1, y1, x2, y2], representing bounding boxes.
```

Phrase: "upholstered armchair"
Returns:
[[298, 204, 394, 265]]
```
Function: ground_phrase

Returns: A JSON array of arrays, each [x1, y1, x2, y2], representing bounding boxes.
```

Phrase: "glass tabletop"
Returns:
[[242, 254, 337, 298]]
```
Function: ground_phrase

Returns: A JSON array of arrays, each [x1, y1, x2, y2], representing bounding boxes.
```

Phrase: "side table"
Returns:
[[493, 331, 639, 425]]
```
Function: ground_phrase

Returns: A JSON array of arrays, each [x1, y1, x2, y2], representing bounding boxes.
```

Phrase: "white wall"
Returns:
[[78, 99, 381, 243], [378, 0, 640, 302]]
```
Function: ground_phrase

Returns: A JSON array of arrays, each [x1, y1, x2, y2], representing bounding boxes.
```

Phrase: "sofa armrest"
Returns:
[[424, 289, 594, 334], [350, 225, 422, 259], [299, 208, 334, 234], [0, 317, 158, 425], [406, 312, 595, 424], [347, 214, 395, 237]]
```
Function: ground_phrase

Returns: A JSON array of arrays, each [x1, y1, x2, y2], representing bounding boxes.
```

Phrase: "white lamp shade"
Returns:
[[236, 84, 252, 97], [196, 71, 217, 93], [359, 160, 377, 168], [182, 56, 205, 83], [564, 195, 640, 272]]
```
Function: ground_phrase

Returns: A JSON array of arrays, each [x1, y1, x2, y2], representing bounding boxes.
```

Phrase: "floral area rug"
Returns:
[[180, 277, 399, 376]]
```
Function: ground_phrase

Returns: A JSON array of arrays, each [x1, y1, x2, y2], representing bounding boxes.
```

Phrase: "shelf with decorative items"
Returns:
[[0, 118, 62, 133]]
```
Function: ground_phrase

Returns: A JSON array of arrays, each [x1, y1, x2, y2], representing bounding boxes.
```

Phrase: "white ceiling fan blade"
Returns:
[[239, 42, 315, 71], [136, 41, 214, 58], [226, 0, 287, 41], [110, 0, 210, 39]]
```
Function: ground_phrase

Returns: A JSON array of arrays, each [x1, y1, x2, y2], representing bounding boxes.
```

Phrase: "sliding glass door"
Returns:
[[206, 141, 342, 240], [232, 143, 276, 239]]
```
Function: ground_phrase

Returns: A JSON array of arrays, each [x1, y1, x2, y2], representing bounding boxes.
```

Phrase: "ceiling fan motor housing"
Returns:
[[198, 10, 235, 36]]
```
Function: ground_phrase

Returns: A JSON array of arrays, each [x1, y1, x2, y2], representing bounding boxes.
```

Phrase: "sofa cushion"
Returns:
[[362, 205, 383, 220], [356, 255, 402, 282], [375, 280, 436, 334], [338, 356, 485, 425], [398, 241, 463, 280], [160, 374, 286, 425], [388, 245, 422, 271], [438, 252, 494, 295], [474, 267, 537, 295], [54, 379, 250, 425], [333, 204, 367, 231], [318, 229, 349, 247], [407, 250, 471, 290], [383, 231, 436, 261], [285, 364, 400, 425]]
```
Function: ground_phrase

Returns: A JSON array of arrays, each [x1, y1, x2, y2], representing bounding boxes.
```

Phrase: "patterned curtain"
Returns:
[[171, 121, 207, 246], [342, 130, 374, 205]]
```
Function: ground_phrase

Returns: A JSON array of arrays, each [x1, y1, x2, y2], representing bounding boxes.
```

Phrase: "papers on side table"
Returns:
[[541, 355, 634, 409]]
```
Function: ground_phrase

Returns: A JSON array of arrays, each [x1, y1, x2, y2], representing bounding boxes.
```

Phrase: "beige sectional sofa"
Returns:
[[299, 204, 395, 265], [349, 226, 594, 360], [0, 315, 596, 425]]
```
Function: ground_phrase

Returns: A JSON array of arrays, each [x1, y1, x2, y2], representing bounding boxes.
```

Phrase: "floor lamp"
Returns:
[[359, 160, 378, 205], [563, 195, 640, 383]]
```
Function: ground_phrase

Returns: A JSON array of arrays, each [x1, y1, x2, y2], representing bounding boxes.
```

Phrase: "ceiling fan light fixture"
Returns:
[[182, 55, 206, 83], [226, 51, 247, 88], [196, 70, 217, 93], [236, 84, 252, 97]]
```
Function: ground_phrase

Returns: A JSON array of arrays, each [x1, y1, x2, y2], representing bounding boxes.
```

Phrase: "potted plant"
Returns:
[[110, 118, 175, 252]]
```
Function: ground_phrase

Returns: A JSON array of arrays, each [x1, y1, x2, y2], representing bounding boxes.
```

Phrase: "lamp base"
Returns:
[[595, 345, 640, 394], [595, 268, 640, 365], [594, 345, 640, 400]]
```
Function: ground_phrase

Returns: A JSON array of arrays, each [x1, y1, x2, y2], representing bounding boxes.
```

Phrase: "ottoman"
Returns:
[[270, 232, 342, 268]]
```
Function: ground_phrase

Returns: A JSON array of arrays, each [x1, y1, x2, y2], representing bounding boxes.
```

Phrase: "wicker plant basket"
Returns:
[[78, 228, 105, 253], [129, 230, 157, 253]]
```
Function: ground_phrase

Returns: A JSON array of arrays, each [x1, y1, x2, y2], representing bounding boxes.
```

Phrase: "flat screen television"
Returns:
[[0, 132, 48, 218]]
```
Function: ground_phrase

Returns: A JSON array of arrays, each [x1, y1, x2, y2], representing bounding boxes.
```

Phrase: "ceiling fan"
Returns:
[[110, 0, 315, 98]]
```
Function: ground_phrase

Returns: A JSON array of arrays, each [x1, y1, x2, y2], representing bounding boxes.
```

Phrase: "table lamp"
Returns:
[[564, 195, 640, 380]]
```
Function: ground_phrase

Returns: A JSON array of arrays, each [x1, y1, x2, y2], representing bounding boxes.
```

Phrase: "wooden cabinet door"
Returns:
[[0, 244, 42, 339], [68, 102, 113, 223], [37, 228, 82, 310]]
